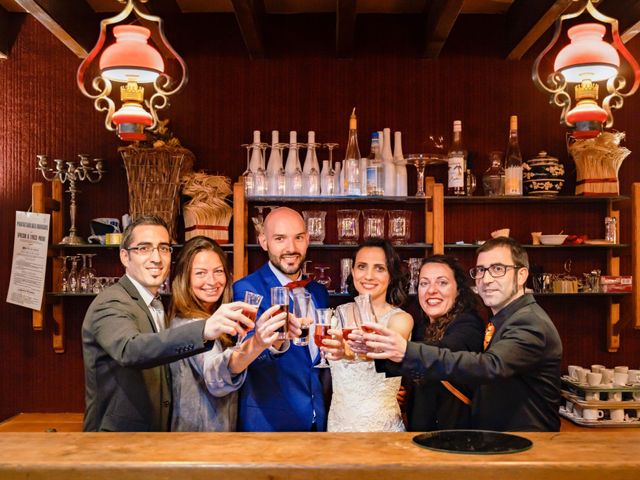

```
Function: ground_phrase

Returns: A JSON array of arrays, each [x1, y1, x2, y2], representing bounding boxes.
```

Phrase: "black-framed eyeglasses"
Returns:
[[469, 263, 521, 279], [126, 244, 173, 256]]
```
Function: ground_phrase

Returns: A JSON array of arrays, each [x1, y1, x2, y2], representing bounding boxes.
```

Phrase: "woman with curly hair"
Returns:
[[324, 238, 413, 432], [374, 255, 485, 431]]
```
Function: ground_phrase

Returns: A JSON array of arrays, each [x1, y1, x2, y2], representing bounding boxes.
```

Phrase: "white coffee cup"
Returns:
[[613, 372, 629, 387], [568, 365, 581, 379], [575, 368, 588, 384], [585, 391, 600, 401], [587, 371, 603, 386], [591, 364, 606, 373], [582, 408, 604, 421], [602, 368, 615, 384], [609, 391, 622, 402], [610, 409, 625, 422], [614, 366, 629, 374], [627, 370, 640, 383], [565, 400, 574, 413]]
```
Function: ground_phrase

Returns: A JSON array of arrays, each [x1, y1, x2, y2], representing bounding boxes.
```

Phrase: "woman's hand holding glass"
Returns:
[[361, 323, 408, 363], [203, 301, 257, 341], [320, 329, 345, 361]]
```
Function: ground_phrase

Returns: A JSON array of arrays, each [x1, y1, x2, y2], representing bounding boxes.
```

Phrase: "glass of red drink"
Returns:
[[232, 291, 262, 351], [292, 292, 312, 346], [314, 307, 334, 368], [270, 286, 289, 340], [335, 302, 366, 362], [354, 294, 378, 353]]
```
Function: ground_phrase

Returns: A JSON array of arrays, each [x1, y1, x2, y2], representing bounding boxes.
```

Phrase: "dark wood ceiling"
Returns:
[[1, 0, 640, 61]]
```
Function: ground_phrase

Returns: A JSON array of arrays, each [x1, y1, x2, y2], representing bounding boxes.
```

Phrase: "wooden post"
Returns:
[[233, 179, 248, 281], [606, 201, 621, 352], [31, 183, 45, 331], [432, 183, 444, 255], [633, 183, 640, 330], [51, 180, 64, 353]]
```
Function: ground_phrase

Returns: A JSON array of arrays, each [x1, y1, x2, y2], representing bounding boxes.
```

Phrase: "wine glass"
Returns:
[[335, 303, 365, 362], [58, 256, 70, 292], [68, 256, 80, 293], [405, 257, 421, 295], [270, 286, 289, 340], [241, 143, 255, 196], [340, 258, 353, 294], [406, 153, 446, 197], [354, 294, 379, 354], [314, 308, 334, 368], [314, 266, 332, 291], [292, 292, 312, 347]]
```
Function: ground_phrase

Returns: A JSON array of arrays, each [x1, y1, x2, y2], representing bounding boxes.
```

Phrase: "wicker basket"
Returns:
[[182, 173, 232, 244], [120, 145, 194, 242]]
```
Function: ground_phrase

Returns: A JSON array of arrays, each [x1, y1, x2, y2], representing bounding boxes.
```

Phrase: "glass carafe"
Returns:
[[482, 151, 505, 196], [302, 210, 326, 244], [388, 210, 411, 245], [363, 209, 386, 240], [336, 209, 360, 245]]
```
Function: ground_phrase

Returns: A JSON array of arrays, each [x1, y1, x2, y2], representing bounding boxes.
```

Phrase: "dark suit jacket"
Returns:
[[82, 275, 213, 432], [399, 295, 563, 431], [378, 311, 485, 431], [232, 263, 329, 432]]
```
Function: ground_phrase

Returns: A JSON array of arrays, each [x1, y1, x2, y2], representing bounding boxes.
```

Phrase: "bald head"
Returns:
[[259, 207, 309, 279]]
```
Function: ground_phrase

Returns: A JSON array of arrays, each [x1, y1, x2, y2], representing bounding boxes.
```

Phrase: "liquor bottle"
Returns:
[[249, 130, 262, 173], [344, 108, 361, 195], [447, 120, 466, 196], [394, 131, 408, 197], [302, 131, 320, 195], [284, 131, 302, 196], [333, 161, 342, 195], [382, 128, 396, 196], [366, 132, 383, 195], [266, 130, 283, 196], [504, 115, 523, 195]]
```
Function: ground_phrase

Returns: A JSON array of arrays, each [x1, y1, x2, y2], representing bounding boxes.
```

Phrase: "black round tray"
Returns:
[[412, 430, 533, 455]]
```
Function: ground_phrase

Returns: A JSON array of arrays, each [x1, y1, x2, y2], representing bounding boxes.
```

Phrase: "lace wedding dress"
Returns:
[[327, 307, 405, 432]]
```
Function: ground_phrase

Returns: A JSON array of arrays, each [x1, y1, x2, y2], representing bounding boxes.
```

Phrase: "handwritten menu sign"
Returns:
[[6, 211, 50, 311]]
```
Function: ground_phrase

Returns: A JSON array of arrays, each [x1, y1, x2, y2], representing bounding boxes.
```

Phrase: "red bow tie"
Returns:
[[286, 278, 312, 290]]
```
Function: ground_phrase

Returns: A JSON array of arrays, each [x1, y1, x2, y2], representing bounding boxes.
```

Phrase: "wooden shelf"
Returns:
[[246, 243, 433, 250], [444, 243, 629, 249], [248, 195, 431, 203], [444, 195, 629, 204]]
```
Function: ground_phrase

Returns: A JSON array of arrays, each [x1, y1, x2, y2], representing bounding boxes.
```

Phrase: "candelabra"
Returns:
[[36, 154, 105, 244]]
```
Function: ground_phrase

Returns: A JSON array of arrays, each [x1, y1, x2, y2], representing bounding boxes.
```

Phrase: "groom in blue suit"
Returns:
[[233, 207, 329, 431]]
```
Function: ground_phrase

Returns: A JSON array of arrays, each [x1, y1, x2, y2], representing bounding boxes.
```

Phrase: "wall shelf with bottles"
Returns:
[[445, 243, 629, 249], [249, 196, 432, 204], [246, 243, 434, 250], [444, 195, 629, 204]]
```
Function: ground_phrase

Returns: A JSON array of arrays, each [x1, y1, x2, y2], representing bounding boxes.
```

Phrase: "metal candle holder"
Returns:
[[36, 154, 105, 245]]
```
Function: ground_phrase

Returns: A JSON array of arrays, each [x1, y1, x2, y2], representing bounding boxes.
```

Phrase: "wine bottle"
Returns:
[[366, 132, 383, 195], [344, 108, 361, 195], [504, 115, 523, 195], [285, 131, 302, 196], [447, 120, 466, 196], [266, 130, 283, 196]]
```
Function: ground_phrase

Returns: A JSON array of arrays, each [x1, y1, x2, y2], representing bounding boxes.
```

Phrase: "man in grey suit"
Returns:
[[82, 215, 254, 431]]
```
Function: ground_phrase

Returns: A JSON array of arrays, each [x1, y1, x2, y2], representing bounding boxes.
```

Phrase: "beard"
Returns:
[[268, 250, 306, 276]]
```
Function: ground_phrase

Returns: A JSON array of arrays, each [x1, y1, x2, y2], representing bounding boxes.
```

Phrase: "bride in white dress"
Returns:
[[325, 239, 413, 432]]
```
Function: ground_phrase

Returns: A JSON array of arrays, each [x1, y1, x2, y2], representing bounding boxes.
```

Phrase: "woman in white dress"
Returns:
[[324, 238, 413, 432]]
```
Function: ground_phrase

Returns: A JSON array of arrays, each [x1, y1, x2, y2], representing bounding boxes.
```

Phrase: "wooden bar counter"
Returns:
[[0, 430, 638, 480]]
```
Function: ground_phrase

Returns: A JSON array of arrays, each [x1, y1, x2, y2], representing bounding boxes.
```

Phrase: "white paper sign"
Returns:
[[6, 211, 51, 311]]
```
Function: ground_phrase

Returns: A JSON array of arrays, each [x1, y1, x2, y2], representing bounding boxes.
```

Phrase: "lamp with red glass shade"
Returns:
[[77, 0, 187, 142], [532, 0, 640, 139]]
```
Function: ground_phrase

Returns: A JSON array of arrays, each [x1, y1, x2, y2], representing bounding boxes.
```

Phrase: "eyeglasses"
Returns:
[[126, 244, 173, 256], [469, 263, 521, 279]]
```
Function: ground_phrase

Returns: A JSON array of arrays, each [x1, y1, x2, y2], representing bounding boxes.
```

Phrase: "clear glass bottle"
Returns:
[[504, 115, 523, 195], [394, 131, 408, 197], [447, 120, 466, 196], [266, 130, 283, 196], [366, 132, 383, 195], [344, 108, 361, 195], [482, 151, 505, 196], [605, 216, 617, 243], [249, 130, 262, 173], [285, 131, 302, 196]]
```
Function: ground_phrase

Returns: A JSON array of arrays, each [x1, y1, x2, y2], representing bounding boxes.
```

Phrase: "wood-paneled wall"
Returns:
[[1, 13, 639, 420]]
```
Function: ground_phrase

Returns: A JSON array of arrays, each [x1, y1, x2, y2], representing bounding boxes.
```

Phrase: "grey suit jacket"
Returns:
[[82, 275, 212, 432]]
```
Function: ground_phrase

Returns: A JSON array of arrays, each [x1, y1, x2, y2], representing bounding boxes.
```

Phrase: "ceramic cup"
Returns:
[[627, 369, 640, 383], [609, 391, 622, 402], [582, 408, 604, 421], [610, 409, 625, 422], [587, 371, 603, 386], [602, 369, 615, 384], [531, 232, 542, 245], [568, 365, 581, 379], [585, 391, 600, 402], [613, 372, 629, 387], [591, 364, 606, 373], [576, 368, 588, 384], [614, 366, 629, 374]]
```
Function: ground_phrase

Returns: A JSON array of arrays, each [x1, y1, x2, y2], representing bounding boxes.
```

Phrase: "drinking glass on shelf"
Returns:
[[302, 210, 327, 244], [314, 308, 334, 369], [92, 276, 104, 294], [363, 209, 386, 240], [406, 152, 446, 197], [292, 292, 312, 346], [302, 260, 315, 280], [58, 256, 70, 292], [314, 266, 332, 291], [407, 257, 421, 295], [335, 303, 366, 362], [78, 253, 97, 293], [232, 291, 262, 351], [270, 286, 289, 340], [336, 209, 360, 245], [68, 256, 80, 293], [340, 258, 353, 294], [241, 143, 255, 196], [388, 210, 412, 245]]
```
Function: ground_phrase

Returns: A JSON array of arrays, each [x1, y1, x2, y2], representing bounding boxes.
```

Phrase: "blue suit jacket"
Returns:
[[233, 263, 329, 432]]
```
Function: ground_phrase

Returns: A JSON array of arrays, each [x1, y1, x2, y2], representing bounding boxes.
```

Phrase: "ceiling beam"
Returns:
[[13, 0, 98, 58], [505, 0, 574, 60], [598, 0, 640, 43], [422, 0, 464, 59], [336, 0, 356, 58], [230, 0, 265, 59], [142, 0, 182, 17]]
